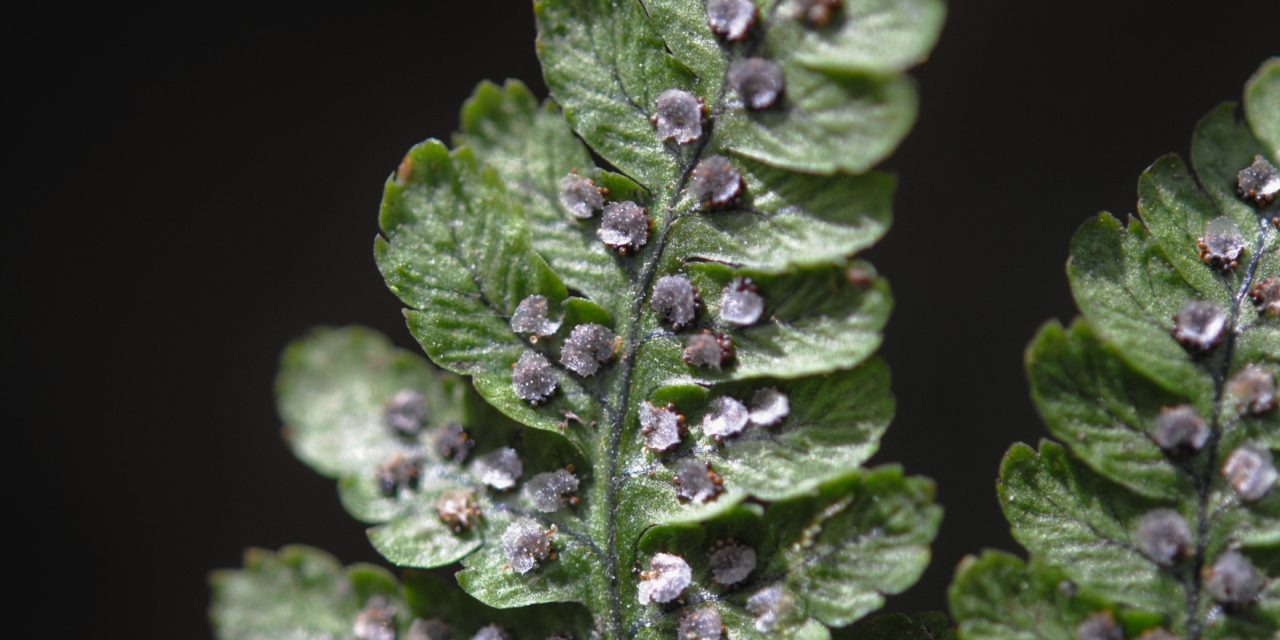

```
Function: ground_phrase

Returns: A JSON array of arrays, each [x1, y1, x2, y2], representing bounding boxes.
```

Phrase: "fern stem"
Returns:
[[594, 4, 788, 632], [1187, 210, 1275, 639]]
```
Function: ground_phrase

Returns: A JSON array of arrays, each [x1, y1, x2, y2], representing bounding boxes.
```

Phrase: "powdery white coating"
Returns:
[[501, 519, 552, 574], [474, 447, 524, 491], [525, 469, 580, 513], [1252, 276, 1280, 316], [559, 173, 605, 219], [708, 541, 757, 586], [1135, 508, 1192, 566], [376, 452, 421, 498], [640, 401, 683, 453], [690, 156, 743, 210], [651, 275, 700, 328], [354, 598, 397, 640], [511, 295, 562, 338], [749, 387, 790, 428], [1205, 550, 1263, 607], [1198, 217, 1246, 270], [512, 351, 558, 403], [702, 396, 749, 441], [654, 89, 704, 145], [436, 490, 480, 531], [745, 585, 788, 632], [728, 58, 785, 110], [706, 0, 756, 40], [678, 607, 724, 640], [1237, 154, 1280, 207], [637, 553, 692, 604], [673, 458, 722, 504], [1227, 365, 1277, 415], [385, 389, 429, 437], [598, 201, 650, 254], [560, 323, 617, 376], [1172, 300, 1226, 352], [1222, 445, 1277, 502], [683, 331, 734, 370], [1152, 405, 1209, 455], [472, 624, 513, 640], [407, 618, 451, 640], [719, 278, 764, 326], [1074, 612, 1122, 640], [790, 0, 842, 26]]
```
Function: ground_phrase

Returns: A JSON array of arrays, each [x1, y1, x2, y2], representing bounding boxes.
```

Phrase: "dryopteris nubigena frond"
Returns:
[[950, 59, 1280, 640], [210, 1, 945, 638]]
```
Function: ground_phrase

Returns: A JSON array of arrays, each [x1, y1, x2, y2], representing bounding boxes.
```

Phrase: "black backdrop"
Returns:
[[8, 2, 1279, 637]]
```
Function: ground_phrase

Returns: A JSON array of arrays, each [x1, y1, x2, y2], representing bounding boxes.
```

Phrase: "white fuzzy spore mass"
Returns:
[[719, 277, 764, 326], [474, 447, 523, 491], [653, 89, 704, 145], [728, 58, 785, 110], [560, 323, 617, 376], [702, 396, 749, 441], [525, 469, 579, 513], [640, 401, 683, 453], [651, 275, 699, 328], [511, 295, 562, 338], [749, 387, 790, 428], [637, 553, 692, 604], [559, 173, 605, 219], [501, 519, 552, 574]]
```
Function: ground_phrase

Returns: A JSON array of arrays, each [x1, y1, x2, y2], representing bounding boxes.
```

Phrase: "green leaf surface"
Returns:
[[1067, 212, 1216, 399], [1245, 58, 1280, 159], [377, 140, 600, 450], [357, 1, 940, 636], [209, 546, 407, 640], [998, 441, 1181, 614], [534, 0, 688, 188], [276, 326, 586, 581], [644, 261, 892, 381], [767, 467, 940, 627], [644, 0, 941, 174], [454, 522, 601, 608], [454, 79, 638, 314], [717, 68, 919, 174], [277, 326, 471, 479], [660, 357, 894, 502], [210, 545, 594, 640], [665, 158, 894, 271], [949, 551, 1163, 640], [767, 0, 946, 75], [952, 59, 1280, 640], [402, 571, 594, 639], [1027, 320, 1193, 500], [632, 468, 940, 638]]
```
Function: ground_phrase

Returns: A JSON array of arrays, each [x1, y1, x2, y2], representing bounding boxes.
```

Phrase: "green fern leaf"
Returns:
[[209, 545, 409, 639], [210, 545, 593, 639], [950, 58, 1280, 640], [217, 1, 944, 637]]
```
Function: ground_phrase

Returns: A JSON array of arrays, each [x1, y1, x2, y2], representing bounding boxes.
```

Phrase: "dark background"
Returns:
[[8, 2, 1278, 637]]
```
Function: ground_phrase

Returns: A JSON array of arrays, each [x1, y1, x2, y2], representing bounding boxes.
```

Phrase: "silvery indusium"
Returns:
[[950, 59, 1280, 640], [209, 0, 948, 638]]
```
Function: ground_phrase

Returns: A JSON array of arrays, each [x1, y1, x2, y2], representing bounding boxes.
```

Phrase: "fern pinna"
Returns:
[[210, 1, 944, 639], [950, 60, 1280, 640]]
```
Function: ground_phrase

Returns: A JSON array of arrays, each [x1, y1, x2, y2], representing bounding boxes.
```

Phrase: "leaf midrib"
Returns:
[[593, 4, 784, 635], [1185, 206, 1276, 639]]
